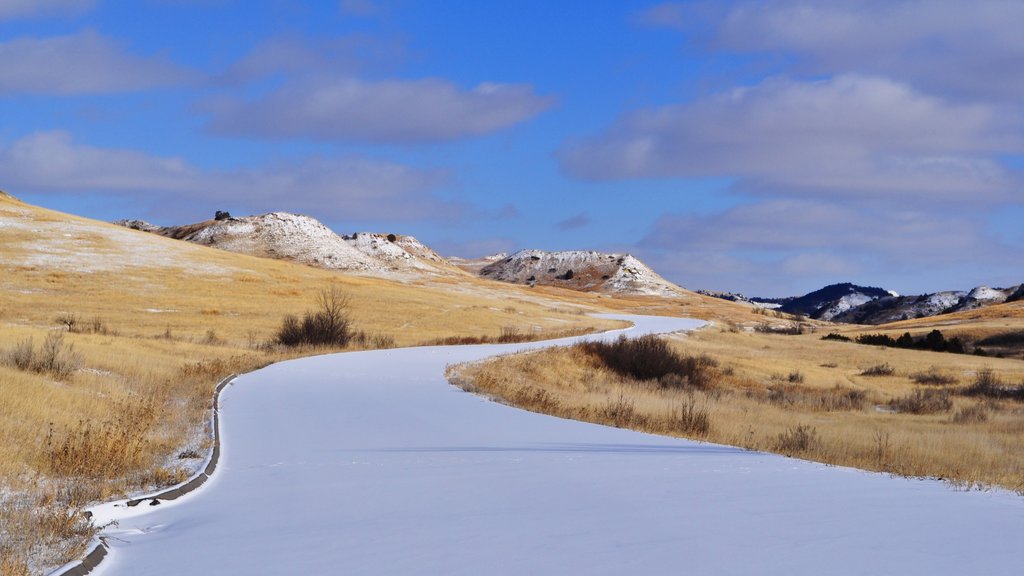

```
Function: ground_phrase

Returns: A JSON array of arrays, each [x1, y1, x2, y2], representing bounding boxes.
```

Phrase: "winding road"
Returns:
[[85, 315, 1023, 575]]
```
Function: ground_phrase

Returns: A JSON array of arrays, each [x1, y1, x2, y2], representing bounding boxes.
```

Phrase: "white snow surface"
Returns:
[[967, 285, 1009, 303], [818, 292, 875, 321], [481, 250, 682, 296], [342, 231, 458, 274], [178, 213, 382, 273], [85, 315, 1024, 576]]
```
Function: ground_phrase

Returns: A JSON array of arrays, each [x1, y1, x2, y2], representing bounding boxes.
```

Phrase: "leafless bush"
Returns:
[[861, 363, 895, 377], [911, 369, 958, 386], [670, 394, 711, 437], [498, 325, 522, 343], [580, 335, 718, 389], [2, 333, 82, 379], [951, 403, 990, 424], [599, 393, 646, 428], [761, 384, 867, 412], [774, 424, 820, 454], [889, 389, 952, 414], [349, 331, 397, 349], [960, 370, 1024, 400], [275, 287, 352, 348], [4, 338, 35, 371], [55, 313, 109, 335]]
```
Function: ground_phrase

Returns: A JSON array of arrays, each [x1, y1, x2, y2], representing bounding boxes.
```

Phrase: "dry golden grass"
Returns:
[[0, 194, 646, 573], [453, 325, 1024, 494]]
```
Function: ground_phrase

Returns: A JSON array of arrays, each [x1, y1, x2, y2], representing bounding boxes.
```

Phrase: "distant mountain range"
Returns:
[[700, 282, 1024, 324]]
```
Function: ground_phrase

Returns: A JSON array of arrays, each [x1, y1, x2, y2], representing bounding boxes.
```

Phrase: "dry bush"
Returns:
[[911, 369, 958, 386], [961, 369, 1024, 400], [952, 403, 990, 424], [861, 363, 895, 377], [889, 389, 953, 414], [669, 393, 711, 437], [1, 333, 82, 380], [774, 424, 820, 455], [759, 384, 867, 412], [40, 394, 160, 482], [581, 335, 718, 389], [275, 287, 352, 348], [600, 394, 646, 428]]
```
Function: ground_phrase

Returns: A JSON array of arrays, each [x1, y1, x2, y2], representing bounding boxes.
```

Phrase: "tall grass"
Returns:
[[452, 331, 1024, 494]]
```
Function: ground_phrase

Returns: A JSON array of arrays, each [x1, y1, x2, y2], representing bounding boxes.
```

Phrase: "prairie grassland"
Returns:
[[0, 195, 637, 573], [452, 325, 1024, 494]]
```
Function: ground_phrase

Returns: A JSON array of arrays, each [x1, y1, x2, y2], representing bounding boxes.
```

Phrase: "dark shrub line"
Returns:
[[827, 329, 973, 355], [578, 335, 718, 390]]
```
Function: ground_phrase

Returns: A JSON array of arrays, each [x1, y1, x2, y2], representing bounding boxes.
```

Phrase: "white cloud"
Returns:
[[636, 198, 1021, 295], [216, 35, 408, 85], [561, 74, 1020, 202], [639, 1, 1024, 102], [0, 30, 195, 94], [0, 0, 92, 20], [0, 131, 460, 222], [202, 76, 555, 143]]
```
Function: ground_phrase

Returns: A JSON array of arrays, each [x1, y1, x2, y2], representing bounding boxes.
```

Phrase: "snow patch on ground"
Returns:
[[0, 212, 232, 275]]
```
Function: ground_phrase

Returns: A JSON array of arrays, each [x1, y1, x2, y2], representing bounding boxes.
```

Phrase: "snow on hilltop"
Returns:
[[116, 212, 463, 280], [341, 231, 462, 275], [478, 249, 682, 296]]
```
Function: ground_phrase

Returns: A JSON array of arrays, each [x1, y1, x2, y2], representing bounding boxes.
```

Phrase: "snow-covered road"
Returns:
[[87, 315, 1023, 575]]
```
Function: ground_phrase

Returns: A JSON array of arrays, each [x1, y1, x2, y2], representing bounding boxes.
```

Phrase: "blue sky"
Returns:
[[2, 0, 1022, 296]]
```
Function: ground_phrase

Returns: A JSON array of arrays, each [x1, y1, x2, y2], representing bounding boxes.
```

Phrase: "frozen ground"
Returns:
[[81, 315, 1023, 576]]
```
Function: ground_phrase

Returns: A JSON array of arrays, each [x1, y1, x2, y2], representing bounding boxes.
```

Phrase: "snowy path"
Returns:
[[86, 315, 1022, 575]]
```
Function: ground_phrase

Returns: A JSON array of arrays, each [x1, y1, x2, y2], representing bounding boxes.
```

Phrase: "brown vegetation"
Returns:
[[452, 326, 1024, 495]]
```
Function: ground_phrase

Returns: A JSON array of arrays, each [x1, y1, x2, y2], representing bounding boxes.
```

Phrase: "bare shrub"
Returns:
[[889, 389, 953, 414], [55, 312, 79, 332], [581, 335, 718, 389], [349, 331, 397, 349], [37, 332, 82, 379], [774, 424, 820, 454], [274, 287, 352, 348], [761, 384, 866, 412], [4, 337, 35, 371], [952, 404, 990, 424], [860, 363, 895, 377], [2, 333, 81, 379], [911, 369, 958, 386], [599, 394, 645, 428], [497, 325, 522, 343], [670, 394, 711, 437], [787, 371, 805, 384]]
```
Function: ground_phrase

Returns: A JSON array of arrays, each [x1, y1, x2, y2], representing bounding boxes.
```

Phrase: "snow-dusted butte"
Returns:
[[479, 249, 682, 296], [77, 315, 1024, 576], [117, 212, 463, 280]]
